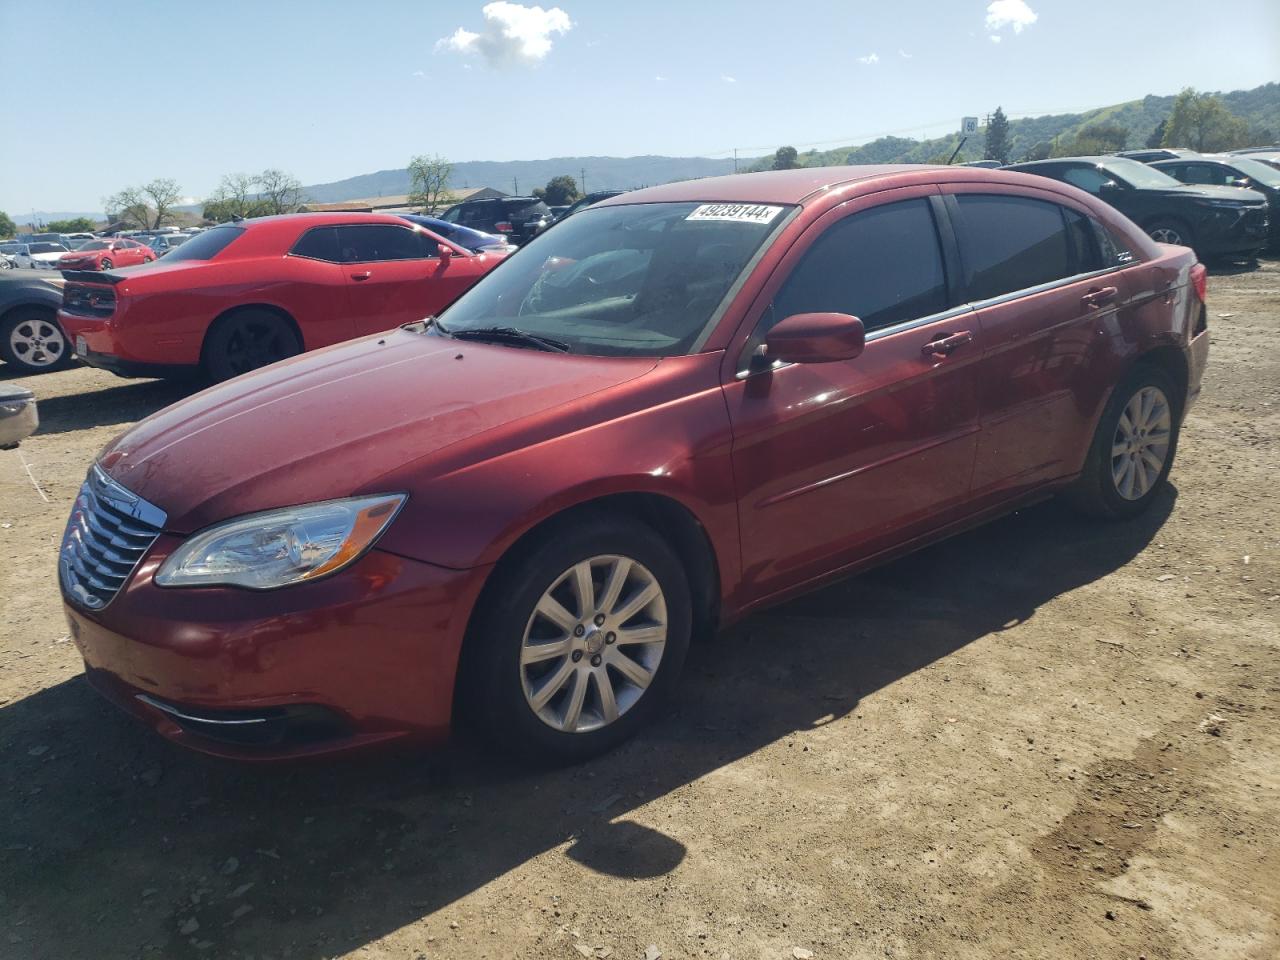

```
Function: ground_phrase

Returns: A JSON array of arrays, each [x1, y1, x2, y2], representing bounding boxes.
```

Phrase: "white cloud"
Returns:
[[986, 0, 1037, 34], [436, 2, 572, 67], [721, 74, 736, 83], [857, 52, 879, 65], [989, 34, 1002, 43], [898, 48, 912, 59], [412, 69, 425, 77], [654, 74, 667, 81]]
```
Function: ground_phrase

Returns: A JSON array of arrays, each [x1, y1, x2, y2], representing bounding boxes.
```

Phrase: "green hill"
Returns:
[[752, 82, 1279, 170]]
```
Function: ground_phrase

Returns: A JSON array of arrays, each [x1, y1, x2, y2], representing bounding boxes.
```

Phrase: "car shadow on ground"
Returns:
[[26, 377, 198, 435], [0, 489, 1175, 959]]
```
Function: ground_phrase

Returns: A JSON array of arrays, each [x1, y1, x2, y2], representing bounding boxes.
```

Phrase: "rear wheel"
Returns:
[[201, 310, 301, 382], [1068, 365, 1181, 519], [0, 309, 73, 373], [99, 258, 113, 270], [460, 515, 692, 764]]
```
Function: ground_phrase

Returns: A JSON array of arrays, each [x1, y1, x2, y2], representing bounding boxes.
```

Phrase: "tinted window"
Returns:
[[337, 224, 429, 262], [439, 206, 462, 223], [291, 226, 340, 262], [1063, 208, 1103, 273], [771, 198, 948, 333], [29, 243, 65, 254], [1061, 166, 1114, 195], [954, 195, 1074, 301], [160, 226, 245, 262]]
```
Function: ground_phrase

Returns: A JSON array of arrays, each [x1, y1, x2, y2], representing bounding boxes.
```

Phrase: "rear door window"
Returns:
[[336, 224, 432, 262], [770, 197, 950, 334], [291, 226, 341, 262], [953, 195, 1076, 302]]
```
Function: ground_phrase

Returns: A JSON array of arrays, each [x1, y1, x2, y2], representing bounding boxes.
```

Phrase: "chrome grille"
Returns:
[[59, 465, 166, 610]]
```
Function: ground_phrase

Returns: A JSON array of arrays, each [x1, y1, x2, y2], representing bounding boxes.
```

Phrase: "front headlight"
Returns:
[[155, 494, 406, 590]]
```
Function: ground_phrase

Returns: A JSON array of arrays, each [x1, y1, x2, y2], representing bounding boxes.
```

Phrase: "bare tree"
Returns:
[[141, 178, 183, 229], [103, 187, 153, 229], [407, 154, 454, 214], [205, 173, 261, 221], [257, 169, 306, 215]]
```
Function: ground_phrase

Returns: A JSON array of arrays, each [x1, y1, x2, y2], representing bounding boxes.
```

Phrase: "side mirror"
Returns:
[[437, 243, 454, 260], [0, 385, 38, 450], [1098, 180, 1120, 193], [1229, 177, 1250, 188], [765, 312, 865, 365]]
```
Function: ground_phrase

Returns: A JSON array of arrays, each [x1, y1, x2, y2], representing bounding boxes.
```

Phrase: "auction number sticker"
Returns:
[[686, 203, 783, 225]]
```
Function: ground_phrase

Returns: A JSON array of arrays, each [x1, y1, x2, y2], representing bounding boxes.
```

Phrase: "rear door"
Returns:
[[943, 187, 1132, 503], [337, 223, 482, 335], [723, 188, 982, 602]]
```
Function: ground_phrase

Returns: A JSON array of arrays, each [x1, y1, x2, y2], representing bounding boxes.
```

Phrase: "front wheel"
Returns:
[[1067, 365, 1181, 519], [461, 515, 692, 764], [99, 258, 113, 270]]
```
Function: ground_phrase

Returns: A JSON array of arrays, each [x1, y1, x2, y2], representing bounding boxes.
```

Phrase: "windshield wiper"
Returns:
[[445, 325, 571, 353]]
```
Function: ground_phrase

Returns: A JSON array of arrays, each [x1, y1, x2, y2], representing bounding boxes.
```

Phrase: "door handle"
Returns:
[[922, 330, 973, 357], [350, 271, 372, 281], [1082, 285, 1118, 307]]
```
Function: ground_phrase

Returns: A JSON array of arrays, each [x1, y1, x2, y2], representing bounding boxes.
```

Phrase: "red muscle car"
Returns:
[[57, 213, 509, 381]]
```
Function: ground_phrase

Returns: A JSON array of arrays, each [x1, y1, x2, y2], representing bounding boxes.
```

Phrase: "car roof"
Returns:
[[597, 164, 1069, 207]]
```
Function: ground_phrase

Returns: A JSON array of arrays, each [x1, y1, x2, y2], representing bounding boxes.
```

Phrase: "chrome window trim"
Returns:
[[957, 263, 1125, 314]]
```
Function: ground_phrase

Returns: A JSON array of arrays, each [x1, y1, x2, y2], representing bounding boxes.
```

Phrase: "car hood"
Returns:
[[98, 328, 659, 532], [31, 251, 66, 261], [58, 251, 100, 260]]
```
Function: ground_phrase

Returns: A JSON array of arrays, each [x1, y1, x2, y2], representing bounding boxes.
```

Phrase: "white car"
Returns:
[[23, 242, 70, 269]]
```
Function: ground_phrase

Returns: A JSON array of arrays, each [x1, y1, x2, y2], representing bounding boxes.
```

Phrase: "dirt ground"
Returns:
[[1, 259, 1277, 960]]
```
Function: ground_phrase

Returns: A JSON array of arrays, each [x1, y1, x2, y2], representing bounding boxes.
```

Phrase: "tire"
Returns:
[[460, 513, 693, 764], [1145, 218, 1194, 249], [99, 258, 112, 270], [0, 309, 73, 373], [142, 256, 153, 263], [1067, 364, 1181, 519], [201, 309, 302, 382]]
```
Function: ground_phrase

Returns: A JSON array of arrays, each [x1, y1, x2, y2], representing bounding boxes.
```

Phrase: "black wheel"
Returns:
[[99, 258, 113, 270], [142, 256, 153, 263], [1145, 218, 1194, 249], [1067, 364, 1181, 519], [460, 513, 692, 764], [201, 310, 301, 382], [0, 309, 73, 373]]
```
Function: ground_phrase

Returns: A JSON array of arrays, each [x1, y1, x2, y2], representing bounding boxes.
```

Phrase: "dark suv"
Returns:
[[1150, 156, 1280, 248], [1006, 156, 1270, 260], [438, 197, 551, 245]]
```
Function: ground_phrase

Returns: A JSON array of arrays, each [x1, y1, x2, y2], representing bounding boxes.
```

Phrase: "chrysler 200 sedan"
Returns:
[[59, 166, 1210, 763]]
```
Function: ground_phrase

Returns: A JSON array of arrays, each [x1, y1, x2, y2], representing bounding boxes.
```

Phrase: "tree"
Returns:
[[407, 154, 453, 214], [1023, 141, 1053, 162], [257, 169, 306, 215], [1077, 122, 1128, 152], [983, 107, 1011, 165], [46, 217, 96, 233], [542, 175, 580, 206], [1146, 118, 1167, 149], [771, 146, 801, 170], [142, 178, 182, 229], [1162, 88, 1249, 152], [0, 210, 18, 238], [103, 187, 153, 229], [204, 173, 261, 222]]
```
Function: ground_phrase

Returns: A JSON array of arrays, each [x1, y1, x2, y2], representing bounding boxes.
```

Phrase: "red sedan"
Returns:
[[57, 213, 509, 381], [59, 166, 1209, 763], [57, 238, 155, 272]]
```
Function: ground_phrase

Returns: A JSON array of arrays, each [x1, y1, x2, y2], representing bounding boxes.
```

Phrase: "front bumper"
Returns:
[[1196, 206, 1270, 256], [64, 541, 490, 760]]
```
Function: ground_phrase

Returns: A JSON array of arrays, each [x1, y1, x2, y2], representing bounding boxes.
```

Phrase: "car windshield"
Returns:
[[1229, 157, 1280, 188], [158, 225, 245, 262], [0, 243, 23, 253], [77, 240, 108, 251], [30, 243, 66, 254], [1101, 157, 1183, 189], [435, 201, 792, 357]]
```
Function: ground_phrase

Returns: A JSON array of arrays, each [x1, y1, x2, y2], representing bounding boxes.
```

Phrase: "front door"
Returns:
[[723, 190, 981, 602]]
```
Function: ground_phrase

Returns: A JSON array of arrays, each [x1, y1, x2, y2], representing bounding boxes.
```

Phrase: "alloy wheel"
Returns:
[[1149, 226, 1183, 245], [520, 554, 668, 733], [1111, 385, 1172, 500], [8, 316, 66, 368], [224, 317, 293, 374]]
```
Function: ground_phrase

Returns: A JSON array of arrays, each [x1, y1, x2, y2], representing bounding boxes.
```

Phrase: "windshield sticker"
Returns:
[[686, 203, 784, 225]]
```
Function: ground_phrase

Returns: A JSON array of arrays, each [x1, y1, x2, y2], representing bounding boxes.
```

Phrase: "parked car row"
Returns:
[[51, 165, 1209, 766]]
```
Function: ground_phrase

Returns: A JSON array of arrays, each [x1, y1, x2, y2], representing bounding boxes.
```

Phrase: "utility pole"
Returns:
[[581, 167, 587, 195], [513, 176, 519, 195], [733, 148, 738, 173]]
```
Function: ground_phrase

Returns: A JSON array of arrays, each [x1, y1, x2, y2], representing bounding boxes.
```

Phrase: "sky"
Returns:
[[2, 0, 1277, 214]]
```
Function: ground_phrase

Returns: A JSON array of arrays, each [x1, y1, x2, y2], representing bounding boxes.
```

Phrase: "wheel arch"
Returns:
[[200, 302, 305, 361], [1131, 344, 1190, 419]]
